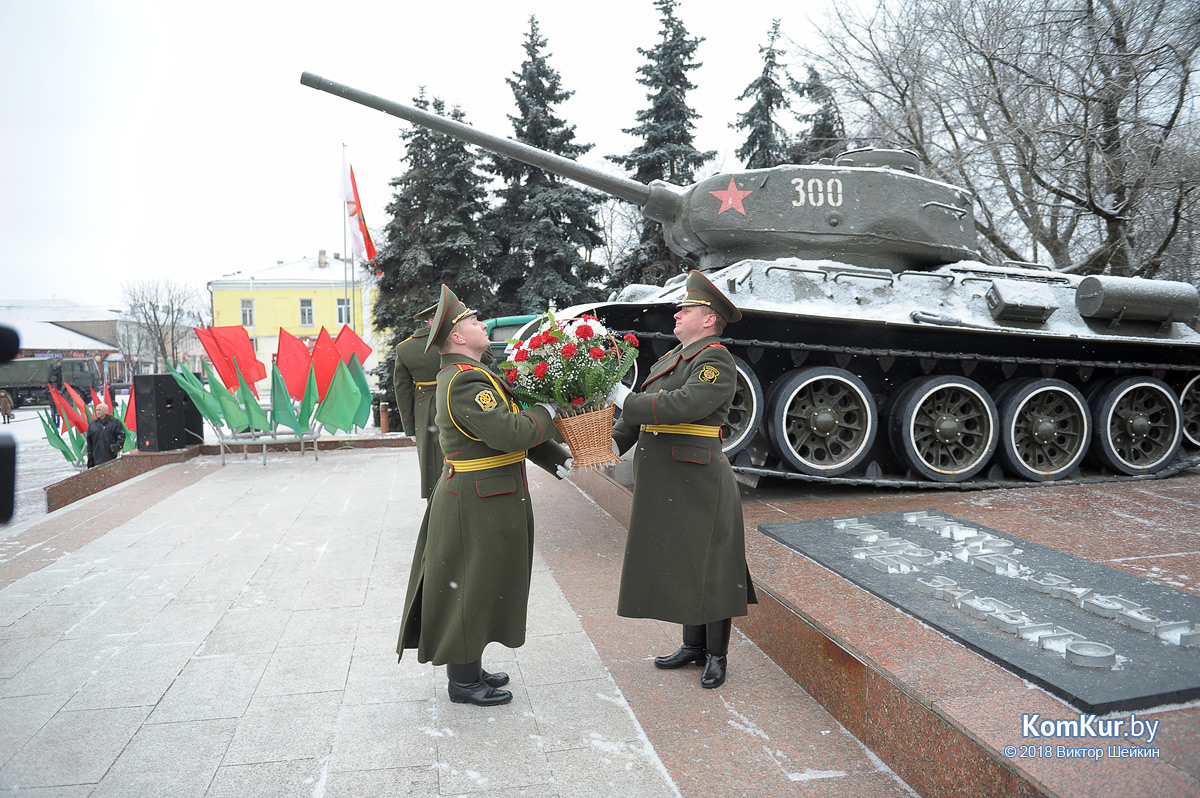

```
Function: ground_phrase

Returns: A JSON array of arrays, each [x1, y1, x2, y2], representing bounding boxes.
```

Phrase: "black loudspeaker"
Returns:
[[134, 374, 203, 451]]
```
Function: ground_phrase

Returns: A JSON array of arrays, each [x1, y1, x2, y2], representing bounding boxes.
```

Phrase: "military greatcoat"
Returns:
[[393, 329, 442, 499], [398, 355, 569, 666], [611, 336, 757, 626]]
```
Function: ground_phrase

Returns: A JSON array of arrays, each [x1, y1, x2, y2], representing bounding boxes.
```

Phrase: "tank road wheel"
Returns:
[[768, 367, 877, 477], [1089, 377, 1182, 475], [997, 379, 1090, 481], [722, 356, 763, 458], [890, 376, 999, 482], [1181, 374, 1200, 448]]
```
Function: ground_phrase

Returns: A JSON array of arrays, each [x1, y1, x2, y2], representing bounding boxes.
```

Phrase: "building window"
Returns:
[[337, 298, 350, 325], [299, 299, 314, 327], [241, 299, 254, 327]]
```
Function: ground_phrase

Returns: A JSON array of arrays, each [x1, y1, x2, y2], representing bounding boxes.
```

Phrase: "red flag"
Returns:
[[343, 154, 377, 262], [63, 382, 89, 421], [210, 326, 266, 386], [103, 383, 114, 412], [123, 386, 137, 434], [46, 384, 68, 433], [49, 385, 88, 434], [193, 326, 265, 397], [276, 328, 312, 402], [195, 327, 238, 391], [310, 327, 341, 401], [333, 324, 372, 365], [90, 387, 103, 408]]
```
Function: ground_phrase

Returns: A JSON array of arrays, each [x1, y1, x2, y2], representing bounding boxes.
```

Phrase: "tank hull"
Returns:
[[559, 259, 1200, 487]]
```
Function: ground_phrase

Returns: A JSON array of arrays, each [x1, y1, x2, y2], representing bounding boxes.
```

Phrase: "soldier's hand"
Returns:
[[606, 382, 632, 409], [535, 402, 558, 420], [110, 443, 120, 454], [407, 435, 416, 442], [555, 458, 573, 478]]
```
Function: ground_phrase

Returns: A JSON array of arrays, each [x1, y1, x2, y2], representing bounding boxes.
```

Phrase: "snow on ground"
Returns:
[[1, 404, 80, 529]]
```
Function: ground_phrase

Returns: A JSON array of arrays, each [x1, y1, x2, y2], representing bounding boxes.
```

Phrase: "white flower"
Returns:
[[564, 317, 608, 340]]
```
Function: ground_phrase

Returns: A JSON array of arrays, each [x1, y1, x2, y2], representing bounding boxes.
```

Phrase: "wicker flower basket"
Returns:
[[554, 403, 621, 472]]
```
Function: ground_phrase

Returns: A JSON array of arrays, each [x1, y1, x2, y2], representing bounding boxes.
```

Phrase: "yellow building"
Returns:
[[207, 250, 384, 384]]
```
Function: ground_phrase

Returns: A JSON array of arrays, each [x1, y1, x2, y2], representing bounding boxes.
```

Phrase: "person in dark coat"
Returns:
[[394, 304, 496, 499], [392, 303, 441, 499], [86, 403, 125, 468], [609, 270, 757, 689], [398, 285, 571, 707], [0, 390, 13, 423]]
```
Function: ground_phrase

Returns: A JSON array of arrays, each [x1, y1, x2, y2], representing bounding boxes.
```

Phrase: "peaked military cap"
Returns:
[[424, 285, 477, 353], [412, 302, 438, 322], [678, 270, 743, 323]]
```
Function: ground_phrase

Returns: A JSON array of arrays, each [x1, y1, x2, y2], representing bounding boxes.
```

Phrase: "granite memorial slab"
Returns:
[[760, 510, 1200, 713]]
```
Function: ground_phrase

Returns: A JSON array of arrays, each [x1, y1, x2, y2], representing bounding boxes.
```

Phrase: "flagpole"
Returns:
[[342, 144, 351, 333]]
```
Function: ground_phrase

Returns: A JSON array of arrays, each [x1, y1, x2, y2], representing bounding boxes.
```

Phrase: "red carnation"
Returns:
[[571, 397, 585, 406], [561, 343, 578, 358], [576, 324, 595, 340], [589, 347, 605, 360], [514, 348, 529, 362], [533, 362, 549, 379], [529, 333, 546, 349], [623, 333, 639, 347], [506, 368, 518, 383]]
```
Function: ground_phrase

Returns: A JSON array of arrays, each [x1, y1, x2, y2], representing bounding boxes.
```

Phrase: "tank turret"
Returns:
[[301, 72, 976, 272], [302, 72, 1200, 488]]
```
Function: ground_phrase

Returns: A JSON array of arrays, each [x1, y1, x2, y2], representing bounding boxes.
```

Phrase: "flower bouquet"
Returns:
[[500, 313, 639, 471]]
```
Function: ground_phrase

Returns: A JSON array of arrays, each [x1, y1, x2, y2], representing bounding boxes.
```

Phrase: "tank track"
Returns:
[[626, 330, 1200, 490]]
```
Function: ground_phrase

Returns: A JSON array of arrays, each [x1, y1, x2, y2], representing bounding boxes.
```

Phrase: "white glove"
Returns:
[[555, 457, 574, 478], [607, 382, 632, 409], [535, 402, 558, 420], [407, 434, 416, 442]]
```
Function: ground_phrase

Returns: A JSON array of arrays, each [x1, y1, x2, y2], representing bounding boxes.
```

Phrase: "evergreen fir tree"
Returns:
[[486, 16, 604, 314], [733, 20, 793, 169], [608, 0, 715, 288], [372, 91, 440, 350], [787, 66, 846, 164], [425, 102, 497, 314], [371, 94, 496, 389]]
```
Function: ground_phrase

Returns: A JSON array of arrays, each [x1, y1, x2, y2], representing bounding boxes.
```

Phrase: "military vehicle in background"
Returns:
[[0, 357, 104, 408], [302, 72, 1200, 488], [484, 314, 539, 366]]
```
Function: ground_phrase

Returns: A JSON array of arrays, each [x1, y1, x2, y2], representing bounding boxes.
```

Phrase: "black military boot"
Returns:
[[481, 669, 510, 687], [654, 625, 706, 669], [701, 619, 732, 688], [447, 659, 512, 706]]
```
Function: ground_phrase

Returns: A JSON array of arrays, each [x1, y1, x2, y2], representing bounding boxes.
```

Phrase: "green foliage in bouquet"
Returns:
[[499, 312, 639, 415]]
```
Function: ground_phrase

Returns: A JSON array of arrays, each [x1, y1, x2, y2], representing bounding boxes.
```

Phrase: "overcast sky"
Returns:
[[0, 0, 834, 311]]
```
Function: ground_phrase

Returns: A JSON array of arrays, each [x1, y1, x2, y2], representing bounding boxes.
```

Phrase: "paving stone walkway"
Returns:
[[0, 449, 902, 797]]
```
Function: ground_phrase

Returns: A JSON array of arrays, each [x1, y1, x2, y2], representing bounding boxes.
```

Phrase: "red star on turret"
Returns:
[[709, 177, 753, 215]]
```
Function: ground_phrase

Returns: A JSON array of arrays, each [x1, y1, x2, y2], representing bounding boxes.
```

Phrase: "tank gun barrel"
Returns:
[[300, 72, 657, 208]]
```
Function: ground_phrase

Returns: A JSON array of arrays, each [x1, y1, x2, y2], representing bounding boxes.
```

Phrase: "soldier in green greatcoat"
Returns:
[[609, 270, 757, 689], [395, 304, 495, 499], [392, 304, 441, 499], [398, 285, 570, 706]]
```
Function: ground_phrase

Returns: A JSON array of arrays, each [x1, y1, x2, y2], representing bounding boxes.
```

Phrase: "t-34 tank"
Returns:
[[302, 72, 1200, 487]]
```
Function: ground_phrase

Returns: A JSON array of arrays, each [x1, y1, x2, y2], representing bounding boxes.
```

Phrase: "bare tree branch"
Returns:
[[802, 0, 1199, 281], [120, 279, 204, 372]]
